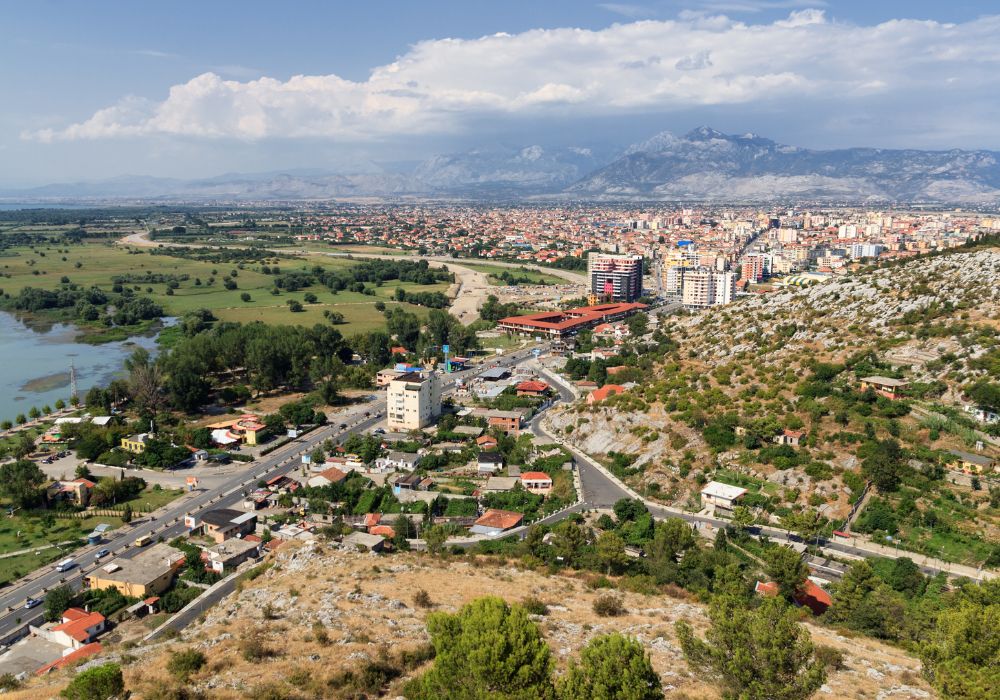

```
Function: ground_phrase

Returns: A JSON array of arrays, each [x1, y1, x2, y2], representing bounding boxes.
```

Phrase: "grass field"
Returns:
[[0, 240, 452, 335], [0, 486, 184, 585]]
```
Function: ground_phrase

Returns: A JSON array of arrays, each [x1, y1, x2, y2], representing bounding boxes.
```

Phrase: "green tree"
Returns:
[[731, 506, 755, 534], [121, 503, 133, 524], [764, 545, 808, 602], [45, 584, 76, 622], [676, 595, 826, 700], [12, 432, 36, 460], [919, 580, 1000, 699], [60, 662, 125, 700], [550, 520, 587, 567], [645, 518, 696, 582], [406, 597, 555, 700], [781, 509, 825, 548], [860, 438, 905, 493], [595, 531, 628, 575], [167, 648, 207, 681], [557, 633, 661, 700], [0, 459, 46, 507], [423, 524, 447, 556]]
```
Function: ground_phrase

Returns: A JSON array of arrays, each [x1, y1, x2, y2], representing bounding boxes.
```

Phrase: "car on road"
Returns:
[[372, 428, 385, 435], [339, 423, 348, 429], [24, 598, 41, 609], [95, 548, 110, 560]]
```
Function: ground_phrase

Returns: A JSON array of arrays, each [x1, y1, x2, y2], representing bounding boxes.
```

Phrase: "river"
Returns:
[[0, 311, 168, 423]]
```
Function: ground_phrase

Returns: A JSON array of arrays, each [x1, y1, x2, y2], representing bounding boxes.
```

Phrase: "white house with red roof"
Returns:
[[520, 471, 553, 495]]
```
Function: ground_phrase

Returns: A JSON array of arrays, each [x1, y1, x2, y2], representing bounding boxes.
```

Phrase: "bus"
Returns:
[[134, 534, 152, 547], [55, 558, 76, 572]]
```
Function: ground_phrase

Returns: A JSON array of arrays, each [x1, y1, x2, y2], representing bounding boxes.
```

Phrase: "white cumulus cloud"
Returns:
[[26, 11, 1000, 143]]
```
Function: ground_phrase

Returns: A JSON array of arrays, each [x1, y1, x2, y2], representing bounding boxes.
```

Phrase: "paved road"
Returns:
[[525, 367, 995, 582], [0, 346, 544, 641]]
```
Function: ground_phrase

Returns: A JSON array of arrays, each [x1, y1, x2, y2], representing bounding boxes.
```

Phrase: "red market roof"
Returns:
[[499, 302, 647, 333]]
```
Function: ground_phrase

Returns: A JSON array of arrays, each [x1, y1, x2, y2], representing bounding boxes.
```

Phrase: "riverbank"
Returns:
[[0, 311, 164, 423]]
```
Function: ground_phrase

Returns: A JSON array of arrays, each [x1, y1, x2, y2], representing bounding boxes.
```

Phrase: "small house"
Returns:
[[470, 509, 523, 537], [949, 449, 996, 474], [520, 471, 553, 495], [859, 376, 909, 400], [774, 429, 806, 447], [342, 531, 385, 552], [700, 481, 748, 513], [121, 433, 151, 454], [515, 380, 549, 398], [587, 384, 624, 405], [477, 452, 504, 474]]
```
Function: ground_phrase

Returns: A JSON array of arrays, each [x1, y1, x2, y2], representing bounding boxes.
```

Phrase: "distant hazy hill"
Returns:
[[413, 144, 608, 194], [5, 128, 1000, 203], [565, 127, 1000, 203]]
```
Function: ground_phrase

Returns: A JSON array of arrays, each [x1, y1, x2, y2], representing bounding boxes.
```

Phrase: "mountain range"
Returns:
[[4, 128, 1000, 203]]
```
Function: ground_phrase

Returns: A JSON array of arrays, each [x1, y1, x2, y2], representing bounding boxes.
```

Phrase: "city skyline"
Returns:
[[2, 1, 1000, 186]]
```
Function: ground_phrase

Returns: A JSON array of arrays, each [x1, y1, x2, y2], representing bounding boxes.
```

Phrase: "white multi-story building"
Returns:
[[682, 269, 737, 308], [386, 371, 441, 431]]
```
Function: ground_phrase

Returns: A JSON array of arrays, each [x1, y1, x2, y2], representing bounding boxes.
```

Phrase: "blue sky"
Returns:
[[1, 0, 998, 186]]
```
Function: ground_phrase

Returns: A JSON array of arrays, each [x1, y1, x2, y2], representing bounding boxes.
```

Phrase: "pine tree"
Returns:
[[557, 633, 662, 700], [676, 595, 826, 700], [406, 597, 555, 700]]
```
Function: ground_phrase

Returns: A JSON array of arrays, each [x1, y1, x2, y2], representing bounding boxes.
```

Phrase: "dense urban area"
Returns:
[[0, 203, 997, 700]]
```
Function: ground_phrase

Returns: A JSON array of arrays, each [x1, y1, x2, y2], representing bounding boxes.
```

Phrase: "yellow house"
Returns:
[[85, 543, 185, 597], [120, 433, 151, 454]]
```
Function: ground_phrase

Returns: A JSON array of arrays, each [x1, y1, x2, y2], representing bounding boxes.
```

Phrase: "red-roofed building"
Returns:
[[497, 302, 647, 339], [520, 471, 553, 495], [755, 579, 832, 615], [470, 509, 524, 536], [587, 384, 625, 405], [51, 608, 106, 649], [775, 429, 807, 447], [35, 642, 103, 675], [476, 435, 499, 450], [370, 525, 397, 539], [515, 380, 549, 397]]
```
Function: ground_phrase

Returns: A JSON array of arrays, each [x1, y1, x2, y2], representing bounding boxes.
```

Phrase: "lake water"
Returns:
[[0, 311, 168, 422]]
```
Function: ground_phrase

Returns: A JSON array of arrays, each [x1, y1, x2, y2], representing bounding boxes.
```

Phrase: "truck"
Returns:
[[134, 534, 152, 547], [55, 558, 76, 572]]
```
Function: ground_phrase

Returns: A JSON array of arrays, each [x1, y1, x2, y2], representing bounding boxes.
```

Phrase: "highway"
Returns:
[[0, 345, 543, 642]]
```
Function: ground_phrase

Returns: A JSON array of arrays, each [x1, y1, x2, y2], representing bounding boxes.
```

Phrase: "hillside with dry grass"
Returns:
[[12, 542, 934, 700], [547, 246, 1000, 566]]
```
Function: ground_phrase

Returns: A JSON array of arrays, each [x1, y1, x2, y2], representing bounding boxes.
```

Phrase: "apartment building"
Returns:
[[386, 371, 442, 431], [588, 252, 643, 303], [681, 269, 736, 308]]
